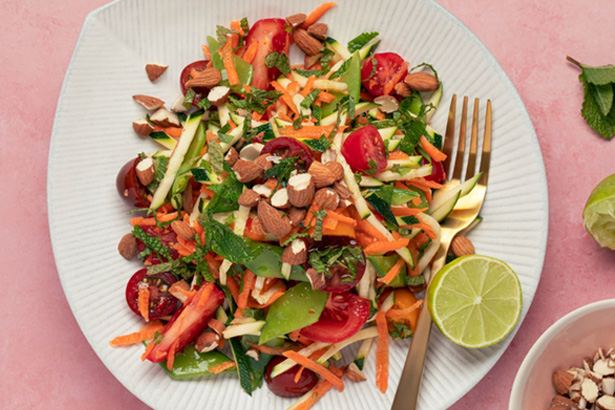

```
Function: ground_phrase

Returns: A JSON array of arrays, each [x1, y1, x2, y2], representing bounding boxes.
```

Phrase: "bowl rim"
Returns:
[[509, 298, 615, 409]]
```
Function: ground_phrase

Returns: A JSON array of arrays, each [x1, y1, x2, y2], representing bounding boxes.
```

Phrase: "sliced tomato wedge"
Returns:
[[125, 269, 178, 321], [300, 292, 370, 344], [146, 283, 224, 363], [425, 160, 445, 182], [361, 52, 408, 96], [261, 137, 315, 171], [341, 125, 387, 174], [244, 18, 290, 90]]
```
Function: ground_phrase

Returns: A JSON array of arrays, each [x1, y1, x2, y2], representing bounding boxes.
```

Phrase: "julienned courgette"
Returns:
[[150, 112, 204, 210], [429, 173, 482, 222], [320, 102, 379, 126]]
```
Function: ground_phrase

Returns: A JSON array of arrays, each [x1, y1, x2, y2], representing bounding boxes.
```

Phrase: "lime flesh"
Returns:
[[427, 255, 522, 348], [583, 174, 615, 250]]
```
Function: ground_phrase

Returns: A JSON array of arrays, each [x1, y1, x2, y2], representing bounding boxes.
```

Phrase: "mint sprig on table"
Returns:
[[568, 56, 615, 139]]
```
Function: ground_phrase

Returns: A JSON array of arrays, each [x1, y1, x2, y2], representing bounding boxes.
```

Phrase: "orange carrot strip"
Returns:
[[326, 210, 357, 226], [322, 215, 338, 231], [230, 20, 244, 36], [289, 329, 301, 342], [378, 257, 405, 285], [245, 341, 292, 356], [141, 340, 156, 361], [130, 212, 178, 227], [316, 91, 336, 103], [279, 125, 339, 139], [303, 203, 321, 227], [357, 219, 388, 242], [166, 339, 179, 371], [415, 222, 437, 240], [219, 39, 240, 86], [138, 283, 150, 322], [202, 44, 211, 59], [385, 300, 423, 320], [356, 231, 375, 247], [301, 75, 316, 97], [406, 177, 444, 190], [294, 366, 306, 383], [209, 361, 237, 374], [363, 238, 410, 255], [301, 2, 337, 29], [288, 81, 301, 95], [283, 351, 345, 392], [375, 311, 389, 393], [277, 111, 294, 123], [375, 109, 386, 120], [242, 40, 259, 64], [237, 271, 256, 310], [383, 61, 409, 95], [390, 207, 428, 217], [271, 81, 299, 116], [109, 320, 164, 347], [158, 126, 182, 138], [226, 276, 240, 304], [419, 136, 447, 162], [387, 151, 410, 160], [200, 186, 216, 198]]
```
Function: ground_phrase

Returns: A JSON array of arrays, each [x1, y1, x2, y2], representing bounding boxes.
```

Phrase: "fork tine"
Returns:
[[464, 98, 479, 180], [451, 96, 468, 181], [479, 99, 492, 185], [441, 94, 457, 176]]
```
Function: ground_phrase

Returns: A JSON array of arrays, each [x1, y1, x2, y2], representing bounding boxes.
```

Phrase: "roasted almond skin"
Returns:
[[404, 72, 439, 92], [293, 28, 323, 56], [451, 236, 475, 256], [185, 67, 222, 88], [257, 201, 292, 238], [145, 63, 168, 82], [171, 220, 196, 241], [118, 233, 138, 259]]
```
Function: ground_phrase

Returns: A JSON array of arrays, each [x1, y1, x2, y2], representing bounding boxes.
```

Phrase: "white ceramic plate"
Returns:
[[48, 0, 548, 409]]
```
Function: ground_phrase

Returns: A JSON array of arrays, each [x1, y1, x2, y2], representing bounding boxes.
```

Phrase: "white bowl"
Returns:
[[510, 299, 615, 409]]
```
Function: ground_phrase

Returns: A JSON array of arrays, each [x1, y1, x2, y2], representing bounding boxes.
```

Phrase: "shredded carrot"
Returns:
[[209, 361, 237, 374], [406, 177, 444, 190], [279, 125, 342, 139], [326, 210, 357, 226], [237, 271, 256, 310], [419, 136, 447, 162], [301, 75, 316, 97], [390, 207, 428, 217], [363, 238, 410, 255], [200, 185, 217, 198], [137, 283, 150, 322], [357, 219, 388, 242], [153, 125, 183, 138], [242, 40, 259, 64], [226, 275, 240, 304], [356, 231, 375, 247], [322, 215, 338, 231], [375, 109, 386, 120], [375, 311, 389, 393], [141, 340, 156, 361], [301, 2, 337, 29], [386, 300, 423, 320], [166, 339, 180, 371], [388, 151, 410, 160], [287, 81, 301, 95], [383, 61, 409, 95], [413, 222, 438, 240], [109, 320, 164, 347], [276, 111, 294, 123], [294, 366, 306, 383], [316, 91, 336, 103], [230, 20, 244, 36], [130, 212, 178, 227], [283, 351, 345, 392], [202, 44, 211, 59], [219, 39, 240, 86], [378, 258, 405, 285], [271, 81, 299, 116], [289, 329, 301, 342], [245, 341, 292, 356], [303, 203, 321, 227]]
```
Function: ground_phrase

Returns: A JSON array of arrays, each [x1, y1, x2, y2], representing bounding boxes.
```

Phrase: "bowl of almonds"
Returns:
[[510, 299, 615, 410]]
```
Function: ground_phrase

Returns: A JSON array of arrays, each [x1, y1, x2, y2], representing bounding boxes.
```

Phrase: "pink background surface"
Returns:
[[3, 0, 615, 408]]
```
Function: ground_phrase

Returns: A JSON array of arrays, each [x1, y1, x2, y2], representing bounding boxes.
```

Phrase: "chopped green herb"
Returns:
[[300, 89, 321, 109], [265, 52, 290, 76], [328, 58, 351, 80], [347, 31, 379, 53], [312, 209, 328, 241], [264, 156, 298, 187], [294, 68, 323, 78], [390, 322, 413, 339], [229, 87, 282, 114], [132, 225, 171, 260], [280, 232, 309, 246], [217, 131, 234, 144], [182, 88, 196, 108], [208, 138, 224, 174], [240, 17, 250, 34], [312, 105, 322, 125], [197, 99, 212, 110], [302, 135, 332, 152], [199, 214, 254, 264]]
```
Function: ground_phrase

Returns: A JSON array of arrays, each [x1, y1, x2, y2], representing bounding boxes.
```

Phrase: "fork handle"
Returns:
[[390, 232, 453, 410]]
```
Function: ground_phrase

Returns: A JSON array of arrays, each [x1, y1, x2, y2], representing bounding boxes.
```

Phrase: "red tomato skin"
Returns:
[[179, 60, 210, 105], [245, 19, 290, 90], [261, 137, 315, 170], [125, 269, 178, 320], [265, 356, 318, 398], [300, 292, 371, 343], [341, 125, 387, 174], [146, 283, 224, 363], [361, 52, 408, 96], [425, 160, 445, 182], [116, 157, 151, 208]]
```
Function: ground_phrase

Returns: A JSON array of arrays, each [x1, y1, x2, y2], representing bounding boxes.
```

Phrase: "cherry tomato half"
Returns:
[[361, 52, 408, 96], [341, 125, 387, 174], [125, 269, 178, 321], [180, 60, 210, 105], [245, 19, 290, 90], [309, 237, 366, 293], [265, 356, 318, 398], [116, 157, 151, 208], [261, 137, 315, 171], [425, 160, 445, 183], [300, 291, 371, 344]]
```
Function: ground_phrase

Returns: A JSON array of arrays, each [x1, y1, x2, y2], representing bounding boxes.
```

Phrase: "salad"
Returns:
[[112, 2, 472, 408]]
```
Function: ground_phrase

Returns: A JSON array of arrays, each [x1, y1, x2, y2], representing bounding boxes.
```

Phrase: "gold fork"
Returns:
[[390, 95, 492, 410]]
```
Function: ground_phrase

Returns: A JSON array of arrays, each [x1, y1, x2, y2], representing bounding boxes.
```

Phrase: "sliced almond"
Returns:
[[136, 157, 155, 186], [254, 154, 274, 170], [286, 13, 306, 27], [271, 188, 291, 209], [603, 378, 615, 396], [551, 395, 580, 409], [597, 395, 615, 410], [233, 159, 264, 183], [257, 201, 291, 238], [185, 67, 221, 88], [594, 359, 615, 376], [293, 28, 323, 56], [374, 95, 400, 114], [240, 143, 264, 161], [169, 280, 191, 303], [394, 82, 413, 98], [345, 363, 367, 382], [171, 220, 196, 241], [404, 72, 439, 92], [170, 95, 188, 113], [305, 267, 325, 290], [225, 147, 239, 167], [307, 23, 328, 40], [282, 238, 307, 265], [333, 181, 352, 199], [208, 85, 231, 106], [252, 184, 273, 197], [208, 318, 226, 336], [132, 118, 154, 136], [581, 378, 599, 403], [287, 173, 315, 207], [133, 94, 165, 110], [150, 108, 181, 127], [314, 188, 339, 210], [145, 63, 168, 82], [238, 189, 261, 208], [194, 331, 219, 353], [246, 349, 260, 361], [118, 233, 138, 259], [308, 161, 337, 188]]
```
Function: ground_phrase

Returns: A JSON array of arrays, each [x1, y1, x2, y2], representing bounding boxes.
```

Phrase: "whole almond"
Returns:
[[404, 72, 440, 92], [282, 238, 307, 265], [287, 173, 315, 207], [551, 395, 579, 409], [238, 189, 261, 208], [233, 159, 264, 183], [333, 181, 352, 199], [145, 63, 168, 82], [132, 119, 154, 136], [314, 188, 339, 210], [305, 268, 325, 290], [286, 13, 306, 27], [133, 94, 165, 110], [271, 188, 291, 209], [251, 217, 267, 236], [207, 85, 231, 106], [182, 184, 194, 213], [553, 370, 575, 395], [308, 161, 337, 188], [150, 108, 181, 127], [307, 23, 328, 40], [185, 67, 222, 88], [136, 157, 155, 186], [254, 154, 273, 170], [258, 201, 291, 238], [171, 220, 196, 241], [451, 236, 475, 256], [345, 363, 367, 383], [325, 161, 344, 181], [225, 147, 239, 167], [394, 82, 413, 98], [288, 207, 306, 226], [118, 233, 138, 259], [293, 28, 323, 56]]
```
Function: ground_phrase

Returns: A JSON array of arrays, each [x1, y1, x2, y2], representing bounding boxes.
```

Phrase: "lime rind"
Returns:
[[428, 255, 522, 349]]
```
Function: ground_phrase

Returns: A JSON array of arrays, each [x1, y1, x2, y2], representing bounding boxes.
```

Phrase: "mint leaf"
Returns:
[[302, 135, 331, 152], [208, 138, 224, 173], [300, 89, 321, 109], [132, 225, 171, 260], [264, 156, 298, 186], [199, 214, 254, 264], [328, 58, 351, 80], [281, 232, 309, 246], [240, 17, 249, 34], [591, 83, 614, 116], [182, 88, 196, 108], [580, 73, 615, 139], [582, 64, 615, 85], [265, 52, 290, 76], [294, 68, 322, 78], [347, 32, 379, 53], [312, 209, 328, 241]]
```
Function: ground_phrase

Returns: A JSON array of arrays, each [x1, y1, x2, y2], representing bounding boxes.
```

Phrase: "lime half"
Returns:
[[583, 174, 615, 250], [427, 255, 522, 348]]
